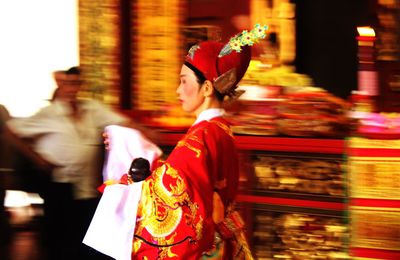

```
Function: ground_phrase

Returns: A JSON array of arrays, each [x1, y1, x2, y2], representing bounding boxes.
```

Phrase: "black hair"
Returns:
[[184, 62, 224, 102], [65, 66, 80, 75], [184, 62, 206, 84], [214, 88, 225, 102]]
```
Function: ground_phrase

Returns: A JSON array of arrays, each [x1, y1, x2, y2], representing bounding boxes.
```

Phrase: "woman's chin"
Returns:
[[181, 106, 191, 113]]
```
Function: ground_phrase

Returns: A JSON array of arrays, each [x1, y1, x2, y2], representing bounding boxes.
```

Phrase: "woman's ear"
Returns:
[[202, 80, 215, 97]]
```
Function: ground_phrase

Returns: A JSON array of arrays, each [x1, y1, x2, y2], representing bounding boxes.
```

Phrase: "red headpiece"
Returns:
[[184, 24, 268, 96]]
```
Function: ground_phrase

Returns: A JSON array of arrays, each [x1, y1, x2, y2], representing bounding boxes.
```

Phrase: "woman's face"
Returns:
[[177, 65, 206, 114]]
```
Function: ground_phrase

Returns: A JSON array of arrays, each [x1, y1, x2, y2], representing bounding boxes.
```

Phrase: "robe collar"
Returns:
[[193, 108, 225, 126]]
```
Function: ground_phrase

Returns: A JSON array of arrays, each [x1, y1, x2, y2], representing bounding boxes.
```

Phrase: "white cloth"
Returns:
[[102, 125, 162, 182], [83, 124, 162, 259], [83, 182, 142, 260], [7, 99, 129, 199]]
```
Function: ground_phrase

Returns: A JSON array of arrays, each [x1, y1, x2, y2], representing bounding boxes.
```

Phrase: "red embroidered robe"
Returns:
[[132, 117, 239, 259]]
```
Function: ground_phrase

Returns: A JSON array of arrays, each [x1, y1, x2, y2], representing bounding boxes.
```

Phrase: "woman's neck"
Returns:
[[194, 96, 222, 117]]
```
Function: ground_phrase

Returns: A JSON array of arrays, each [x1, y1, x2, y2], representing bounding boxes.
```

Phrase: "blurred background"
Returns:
[[1, 0, 400, 259]]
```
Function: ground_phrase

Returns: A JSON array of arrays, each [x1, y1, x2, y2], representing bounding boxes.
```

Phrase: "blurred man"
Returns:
[[6, 66, 149, 259]]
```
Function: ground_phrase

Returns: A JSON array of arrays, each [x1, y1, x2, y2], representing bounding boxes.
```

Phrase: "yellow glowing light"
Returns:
[[357, 26, 376, 37]]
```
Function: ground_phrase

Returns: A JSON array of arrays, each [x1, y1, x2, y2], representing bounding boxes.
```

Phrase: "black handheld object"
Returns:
[[128, 157, 151, 182]]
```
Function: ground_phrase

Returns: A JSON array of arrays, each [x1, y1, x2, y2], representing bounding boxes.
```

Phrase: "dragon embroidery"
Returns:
[[135, 163, 202, 251]]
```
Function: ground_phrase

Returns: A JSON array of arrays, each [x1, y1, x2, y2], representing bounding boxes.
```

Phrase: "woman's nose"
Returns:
[[176, 84, 181, 94]]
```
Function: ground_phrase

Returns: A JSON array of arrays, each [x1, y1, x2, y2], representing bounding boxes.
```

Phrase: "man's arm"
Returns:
[[3, 126, 55, 173]]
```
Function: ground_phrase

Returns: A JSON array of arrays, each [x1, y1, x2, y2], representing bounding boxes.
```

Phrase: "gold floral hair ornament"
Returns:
[[218, 24, 268, 57]]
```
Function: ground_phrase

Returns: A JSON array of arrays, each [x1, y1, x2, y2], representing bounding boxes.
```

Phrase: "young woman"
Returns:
[[130, 25, 268, 260], [81, 25, 268, 259]]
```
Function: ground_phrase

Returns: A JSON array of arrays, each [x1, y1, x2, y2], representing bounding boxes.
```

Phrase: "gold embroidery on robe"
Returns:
[[176, 130, 204, 158], [210, 120, 233, 137], [135, 163, 203, 246], [176, 140, 201, 158]]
